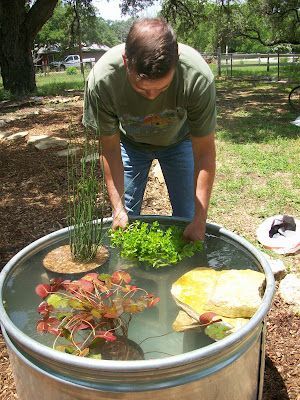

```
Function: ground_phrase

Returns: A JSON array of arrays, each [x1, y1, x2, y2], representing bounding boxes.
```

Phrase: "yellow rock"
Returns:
[[171, 267, 265, 319]]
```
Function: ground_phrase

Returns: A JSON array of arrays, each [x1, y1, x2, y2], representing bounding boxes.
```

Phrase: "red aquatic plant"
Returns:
[[35, 271, 159, 359]]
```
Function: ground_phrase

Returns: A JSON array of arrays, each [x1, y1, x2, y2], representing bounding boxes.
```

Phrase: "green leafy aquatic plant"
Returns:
[[109, 221, 204, 269], [35, 270, 159, 360]]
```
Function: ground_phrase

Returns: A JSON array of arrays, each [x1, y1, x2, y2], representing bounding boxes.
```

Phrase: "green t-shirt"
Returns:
[[83, 43, 216, 150]]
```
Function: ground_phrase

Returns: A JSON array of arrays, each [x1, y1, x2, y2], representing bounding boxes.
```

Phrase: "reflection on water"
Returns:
[[3, 228, 260, 360]]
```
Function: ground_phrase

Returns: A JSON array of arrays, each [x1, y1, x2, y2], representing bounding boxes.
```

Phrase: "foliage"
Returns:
[[35, 0, 72, 50], [35, 2, 133, 51], [110, 221, 204, 268], [120, 0, 155, 16], [160, 0, 300, 52], [35, 271, 159, 358], [108, 18, 136, 43], [66, 66, 78, 75]]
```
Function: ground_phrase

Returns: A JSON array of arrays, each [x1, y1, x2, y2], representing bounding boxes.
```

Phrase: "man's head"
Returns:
[[124, 18, 178, 100]]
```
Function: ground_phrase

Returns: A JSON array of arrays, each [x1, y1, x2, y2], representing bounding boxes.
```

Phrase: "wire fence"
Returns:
[[202, 52, 300, 83]]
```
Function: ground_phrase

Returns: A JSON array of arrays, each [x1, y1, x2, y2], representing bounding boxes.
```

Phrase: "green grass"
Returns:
[[35, 71, 85, 96], [217, 63, 300, 82], [210, 80, 300, 271], [0, 70, 86, 100]]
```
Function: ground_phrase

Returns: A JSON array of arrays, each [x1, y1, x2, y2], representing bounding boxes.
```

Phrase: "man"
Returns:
[[83, 18, 216, 242]]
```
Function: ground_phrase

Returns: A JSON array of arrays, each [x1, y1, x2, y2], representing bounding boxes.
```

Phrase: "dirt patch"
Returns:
[[0, 94, 299, 399]]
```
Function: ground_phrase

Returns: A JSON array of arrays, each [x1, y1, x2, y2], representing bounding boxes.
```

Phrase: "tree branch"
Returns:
[[25, 0, 59, 42], [236, 29, 300, 46], [265, 7, 300, 21]]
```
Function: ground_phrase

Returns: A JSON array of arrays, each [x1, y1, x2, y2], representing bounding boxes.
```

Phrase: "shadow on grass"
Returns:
[[216, 82, 300, 143]]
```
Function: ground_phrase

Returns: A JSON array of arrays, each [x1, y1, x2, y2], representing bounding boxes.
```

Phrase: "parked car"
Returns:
[[50, 55, 95, 70]]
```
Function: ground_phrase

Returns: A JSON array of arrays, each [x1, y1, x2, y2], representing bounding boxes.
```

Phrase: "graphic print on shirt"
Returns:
[[119, 107, 186, 138]]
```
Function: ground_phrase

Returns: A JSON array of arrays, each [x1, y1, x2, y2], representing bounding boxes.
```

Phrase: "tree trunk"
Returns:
[[0, 0, 58, 96], [0, 20, 36, 95]]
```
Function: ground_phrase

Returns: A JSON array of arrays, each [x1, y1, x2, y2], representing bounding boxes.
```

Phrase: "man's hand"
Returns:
[[183, 219, 206, 242], [112, 208, 128, 230], [100, 134, 128, 230], [184, 132, 215, 243]]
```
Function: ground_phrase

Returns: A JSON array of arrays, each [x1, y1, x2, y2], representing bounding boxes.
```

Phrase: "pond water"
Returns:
[[2, 225, 261, 360]]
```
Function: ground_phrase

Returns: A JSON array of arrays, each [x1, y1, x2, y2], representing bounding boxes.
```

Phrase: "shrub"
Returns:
[[66, 66, 78, 75]]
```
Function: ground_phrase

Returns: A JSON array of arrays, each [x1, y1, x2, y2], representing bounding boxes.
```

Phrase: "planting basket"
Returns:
[[0, 216, 275, 400]]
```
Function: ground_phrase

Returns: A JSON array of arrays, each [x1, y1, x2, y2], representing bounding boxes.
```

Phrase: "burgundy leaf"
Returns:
[[35, 284, 51, 298]]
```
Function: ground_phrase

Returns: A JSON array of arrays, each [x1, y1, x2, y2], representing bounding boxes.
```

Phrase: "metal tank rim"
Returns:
[[0, 216, 275, 373]]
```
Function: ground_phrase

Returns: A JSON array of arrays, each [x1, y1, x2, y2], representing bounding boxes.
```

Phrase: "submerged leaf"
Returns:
[[77, 279, 94, 293], [111, 270, 131, 285], [81, 272, 99, 282], [35, 284, 51, 298], [88, 353, 102, 359], [95, 330, 116, 342], [68, 298, 85, 310], [36, 317, 61, 335], [47, 294, 69, 309], [204, 321, 233, 341], [37, 301, 54, 316], [55, 345, 76, 354]]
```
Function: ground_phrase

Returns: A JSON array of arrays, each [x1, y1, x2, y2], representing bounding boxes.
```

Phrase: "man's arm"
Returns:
[[183, 132, 216, 241], [99, 134, 128, 229]]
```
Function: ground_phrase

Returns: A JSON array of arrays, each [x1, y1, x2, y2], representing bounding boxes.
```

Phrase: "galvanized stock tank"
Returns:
[[0, 217, 275, 400]]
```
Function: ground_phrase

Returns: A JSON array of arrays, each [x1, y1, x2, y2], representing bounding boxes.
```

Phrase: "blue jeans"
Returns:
[[121, 139, 195, 219]]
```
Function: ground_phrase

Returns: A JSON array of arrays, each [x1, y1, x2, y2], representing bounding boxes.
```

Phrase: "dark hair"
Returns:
[[125, 18, 178, 79]]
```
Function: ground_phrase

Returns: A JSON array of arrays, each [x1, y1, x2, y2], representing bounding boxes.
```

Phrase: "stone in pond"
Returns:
[[171, 267, 265, 319]]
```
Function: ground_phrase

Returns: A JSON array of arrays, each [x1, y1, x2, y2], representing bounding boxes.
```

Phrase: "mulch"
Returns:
[[0, 99, 299, 400]]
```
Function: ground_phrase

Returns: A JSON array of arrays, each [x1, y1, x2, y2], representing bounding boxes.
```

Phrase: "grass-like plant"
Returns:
[[35, 270, 159, 359], [67, 129, 104, 262]]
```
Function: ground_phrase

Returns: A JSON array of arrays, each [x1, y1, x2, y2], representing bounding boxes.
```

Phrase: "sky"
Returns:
[[94, 0, 161, 21]]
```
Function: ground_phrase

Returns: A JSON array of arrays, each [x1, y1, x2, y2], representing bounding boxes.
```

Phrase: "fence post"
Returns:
[[277, 52, 280, 81], [230, 53, 233, 78], [217, 47, 222, 77], [267, 56, 269, 72]]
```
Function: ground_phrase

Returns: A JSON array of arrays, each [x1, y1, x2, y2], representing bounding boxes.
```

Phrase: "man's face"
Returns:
[[125, 62, 175, 100]]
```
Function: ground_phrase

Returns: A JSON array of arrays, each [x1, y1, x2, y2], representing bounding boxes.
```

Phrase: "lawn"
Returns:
[[211, 80, 299, 273]]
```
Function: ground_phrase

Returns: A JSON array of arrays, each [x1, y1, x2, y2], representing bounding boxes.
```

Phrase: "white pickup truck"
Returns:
[[50, 55, 95, 70]]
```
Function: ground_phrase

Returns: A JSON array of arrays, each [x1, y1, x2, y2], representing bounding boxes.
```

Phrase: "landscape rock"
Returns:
[[40, 108, 52, 113], [0, 132, 11, 140], [5, 131, 28, 141], [26, 111, 40, 117], [262, 252, 287, 281], [48, 96, 77, 104], [34, 137, 68, 150], [0, 120, 6, 128], [279, 273, 300, 313], [26, 134, 49, 144], [56, 147, 80, 157]]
